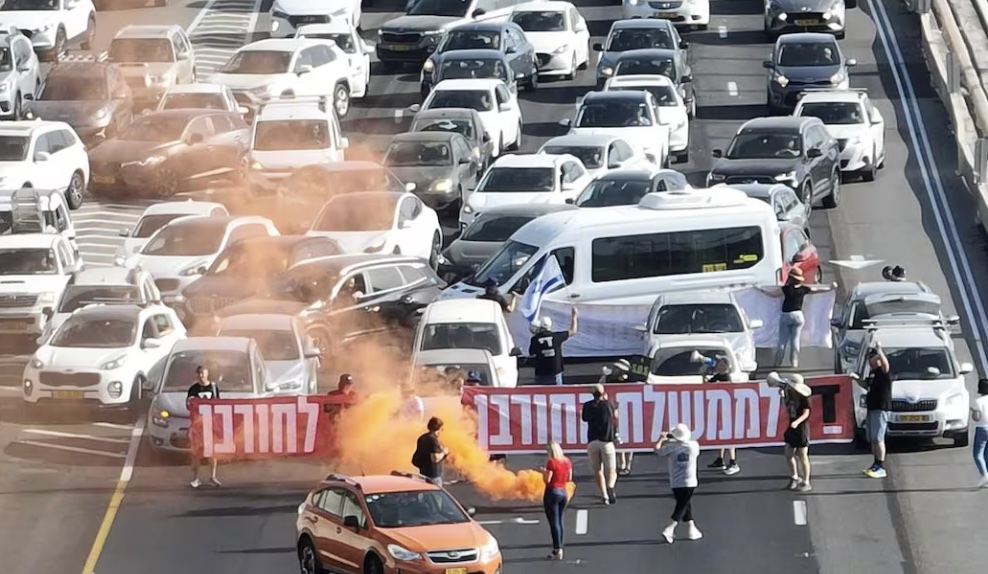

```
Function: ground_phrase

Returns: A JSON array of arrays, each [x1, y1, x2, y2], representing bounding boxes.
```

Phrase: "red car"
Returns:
[[780, 222, 821, 284]]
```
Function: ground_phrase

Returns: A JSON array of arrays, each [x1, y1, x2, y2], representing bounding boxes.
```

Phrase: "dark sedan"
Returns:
[[573, 168, 690, 207], [383, 131, 482, 216], [421, 21, 538, 91], [763, 33, 856, 113], [611, 48, 695, 114], [420, 49, 518, 99], [88, 109, 249, 198], [409, 107, 493, 170], [594, 18, 688, 88], [764, 0, 857, 41], [438, 203, 577, 284]]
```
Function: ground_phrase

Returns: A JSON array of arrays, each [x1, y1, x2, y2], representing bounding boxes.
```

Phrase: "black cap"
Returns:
[[339, 374, 354, 386]]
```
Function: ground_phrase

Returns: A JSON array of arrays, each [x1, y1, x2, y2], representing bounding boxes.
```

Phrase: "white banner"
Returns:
[[507, 287, 835, 358]]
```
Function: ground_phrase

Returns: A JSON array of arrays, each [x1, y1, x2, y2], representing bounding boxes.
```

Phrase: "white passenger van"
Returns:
[[439, 188, 784, 305]]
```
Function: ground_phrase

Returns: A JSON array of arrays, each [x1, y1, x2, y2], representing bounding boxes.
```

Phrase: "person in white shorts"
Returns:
[[581, 383, 618, 504]]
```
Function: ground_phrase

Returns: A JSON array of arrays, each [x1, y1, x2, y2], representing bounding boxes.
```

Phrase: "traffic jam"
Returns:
[[0, 0, 983, 572]]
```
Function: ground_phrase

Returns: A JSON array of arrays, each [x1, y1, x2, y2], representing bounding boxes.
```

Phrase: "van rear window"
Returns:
[[591, 226, 763, 283]]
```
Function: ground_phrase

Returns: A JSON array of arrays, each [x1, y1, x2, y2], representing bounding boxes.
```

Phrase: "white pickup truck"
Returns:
[[0, 233, 82, 337]]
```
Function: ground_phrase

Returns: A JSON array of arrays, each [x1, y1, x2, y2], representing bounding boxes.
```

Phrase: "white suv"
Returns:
[[0, 233, 83, 337], [849, 320, 972, 448], [0, 0, 96, 61], [271, 0, 362, 37], [0, 121, 89, 209], [0, 188, 79, 254]]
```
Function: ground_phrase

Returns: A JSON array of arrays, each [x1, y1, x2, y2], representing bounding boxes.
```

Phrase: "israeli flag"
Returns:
[[520, 255, 566, 323]]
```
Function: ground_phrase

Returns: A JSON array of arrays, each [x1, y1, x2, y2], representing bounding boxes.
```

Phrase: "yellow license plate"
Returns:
[[655, 11, 677, 17], [794, 19, 817, 26], [897, 415, 931, 422], [52, 391, 83, 399], [445, 569, 468, 574], [93, 175, 115, 185], [390, 45, 412, 51]]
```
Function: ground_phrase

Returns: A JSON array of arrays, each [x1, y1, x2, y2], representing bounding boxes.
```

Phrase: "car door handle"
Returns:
[[336, 527, 343, 534], [569, 293, 580, 299], [304, 515, 318, 523]]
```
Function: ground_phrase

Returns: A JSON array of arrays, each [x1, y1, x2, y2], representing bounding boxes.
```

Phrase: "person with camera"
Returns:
[[655, 423, 702, 544], [582, 383, 618, 504], [854, 342, 893, 478], [775, 372, 814, 492]]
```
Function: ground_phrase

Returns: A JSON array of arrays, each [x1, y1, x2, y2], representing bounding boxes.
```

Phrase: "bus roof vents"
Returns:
[[638, 188, 749, 210]]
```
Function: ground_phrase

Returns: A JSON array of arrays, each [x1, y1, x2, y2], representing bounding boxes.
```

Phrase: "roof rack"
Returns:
[[8, 189, 52, 235], [323, 473, 361, 488], [389, 470, 434, 483], [55, 50, 108, 64], [260, 95, 329, 113], [863, 317, 954, 331]]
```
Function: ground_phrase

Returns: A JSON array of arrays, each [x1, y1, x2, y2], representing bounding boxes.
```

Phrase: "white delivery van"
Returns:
[[440, 188, 784, 305]]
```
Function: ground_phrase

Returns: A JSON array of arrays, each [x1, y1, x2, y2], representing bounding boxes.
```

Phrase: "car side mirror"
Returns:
[[340, 137, 350, 149], [482, 132, 491, 142], [762, 60, 773, 69], [711, 149, 723, 158], [34, 151, 51, 162], [960, 362, 974, 375], [830, 317, 843, 328], [237, 105, 249, 115], [509, 346, 522, 357], [946, 314, 960, 325], [466, 506, 477, 516], [42, 307, 54, 320], [177, 52, 191, 61], [143, 338, 162, 349], [680, 74, 692, 83], [458, 157, 471, 165], [870, 111, 883, 125], [297, 64, 314, 75], [409, 104, 422, 113], [118, 228, 130, 237], [632, 323, 647, 332], [564, 197, 574, 204], [846, 58, 858, 67], [23, 93, 34, 100], [679, 40, 689, 49], [593, 43, 603, 51], [363, 44, 374, 55], [498, 103, 511, 112], [343, 515, 361, 529], [506, 46, 516, 54], [558, 118, 572, 127], [806, 148, 823, 158], [471, 7, 485, 17], [304, 348, 321, 359], [749, 319, 763, 329]]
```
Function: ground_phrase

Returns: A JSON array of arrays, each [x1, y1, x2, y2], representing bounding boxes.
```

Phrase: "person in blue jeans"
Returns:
[[541, 441, 573, 560], [970, 378, 988, 488]]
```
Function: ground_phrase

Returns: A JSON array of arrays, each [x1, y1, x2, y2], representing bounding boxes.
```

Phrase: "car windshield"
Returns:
[[142, 221, 226, 256], [365, 490, 470, 528], [0, 0, 57, 10], [798, 102, 865, 125], [439, 58, 509, 83], [461, 214, 533, 242], [409, 0, 470, 17], [312, 196, 397, 232], [726, 132, 802, 159], [651, 348, 729, 377], [52, 317, 137, 348], [849, 299, 943, 329], [160, 93, 228, 111], [161, 350, 255, 392], [302, 33, 355, 52], [384, 142, 453, 167], [479, 167, 555, 192], [0, 47, 12, 72], [222, 50, 291, 74], [421, 323, 503, 356], [615, 58, 675, 78], [0, 248, 57, 275], [108, 38, 175, 63], [653, 304, 744, 334], [122, 115, 189, 143], [778, 43, 840, 66], [607, 29, 673, 51], [413, 118, 475, 140], [542, 145, 603, 169], [413, 362, 493, 386], [469, 239, 538, 286], [207, 244, 294, 278], [882, 347, 955, 380], [58, 286, 141, 313], [441, 31, 500, 51], [576, 101, 652, 127], [511, 11, 565, 32], [0, 136, 29, 161], [576, 179, 651, 207], [429, 89, 494, 112], [133, 214, 190, 238], [41, 76, 108, 101], [254, 120, 331, 151], [219, 329, 299, 361], [610, 84, 678, 106]]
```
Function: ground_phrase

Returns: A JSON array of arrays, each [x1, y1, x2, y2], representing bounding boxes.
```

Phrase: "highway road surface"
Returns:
[[1, 0, 988, 572]]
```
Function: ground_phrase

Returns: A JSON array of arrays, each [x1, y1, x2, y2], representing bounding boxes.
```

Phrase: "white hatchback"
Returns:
[[793, 89, 886, 181], [295, 21, 373, 102], [621, 0, 710, 30], [509, 1, 591, 79], [114, 200, 229, 264]]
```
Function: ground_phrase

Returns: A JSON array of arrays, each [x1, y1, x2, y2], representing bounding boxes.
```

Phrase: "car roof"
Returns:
[[287, 253, 420, 275], [142, 200, 226, 216], [659, 289, 736, 305], [543, 133, 621, 147], [739, 116, 816, 132], [258, 100, 331, 120], [450, 20, 512, 31], [615, 48, 676, 59], [301, 161, 390, 173], [798, 90, 866, 104], [490, 154, 563, 168], [612, 18, 674, 30], [390, 131, 462, 143], [70, 304, 144, 321], [607, 74, 676, 87], [850, 281, 932, 299], [114, 24, 182, 39], [414, 348, 495, 365], [476, 203, 578, 217], [413, 108, 479, 120], [656, 336, 734, 350], [48, 61, 114, 77], [328, 191, 404, 204], [778, 32, 839, 45], [0, 121, 71, 135], [172, 337, 253, 353], [424, 299, 501, 322], [241, 38, 313, 52], [872, 327, 948, 348], [332, 474, 439, 494], [72, 267, 140, 285], [162, 215, 241, 229], [218, 313, 296, 331], [438, 48, 507, 60], [142, 109, 219, 121], [0, 233, 60, 248], [225, 235, 320, 251], [434, 78, 503, 90], [726, 183, 791, 198], [582, 90, 649, 103], [513, 0, 571, 11]]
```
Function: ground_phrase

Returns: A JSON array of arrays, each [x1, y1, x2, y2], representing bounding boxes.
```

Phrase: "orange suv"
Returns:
[[296, 471, 503, 574]]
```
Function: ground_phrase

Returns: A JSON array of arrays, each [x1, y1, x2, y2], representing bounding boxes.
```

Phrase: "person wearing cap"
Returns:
[[655, 423, 702, 544], [779, 373, 814, 492], [478, 278, 517, 313], [327, 374, 359, 402], [600, 360, 636, 476], [856, 341, 892, 478], [581, 383, 618, 504], [970, 378, 988, 488], [758, 268, 836, 368], [529, 308, 579, 386]]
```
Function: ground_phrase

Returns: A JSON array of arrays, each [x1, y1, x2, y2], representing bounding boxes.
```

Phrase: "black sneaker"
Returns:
[[607, 487, 616, 504], [707, 457, 725, 469]]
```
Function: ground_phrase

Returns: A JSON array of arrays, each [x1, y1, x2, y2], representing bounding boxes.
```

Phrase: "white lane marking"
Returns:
[[476, 517, 540, 525], [119, 415, 146, 482], [18, 440, 127, 459], [395, 109, 403, 122], [793, 500, 807, 526], [0, 386, 20, 394], [575, 509, 588, 535], [93, 422, 135, 430], [727, 81, 738, 96], [830, 258, 883, 270], [23, 429, 131, 444], [868, 0, 988, 372], [718, 25, 727, 39]]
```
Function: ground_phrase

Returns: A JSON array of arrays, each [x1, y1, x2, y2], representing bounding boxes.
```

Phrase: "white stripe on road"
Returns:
[[23, 429, 131, 444], [18, 440, 126, 459], [792, 500, 807, 526], [476, 517, 540, 525], [718, 25, 727, 39], [727, 81, 738, 96], [575, 509, 588, 535], [93, 422, 135, 430]]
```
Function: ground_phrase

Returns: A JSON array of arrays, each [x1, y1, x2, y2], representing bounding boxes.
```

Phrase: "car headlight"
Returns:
[[777, 11, 788, 21], [479, 536, 500, 562], [251, 160, 264, 170], [114, 255, 126, 266], [553, 44, 569, 55], [387, 544, 421, 561], [180, 263, 206, 276], [431, 179, 453, 192], [100, 355, 128, 370], [775, 170, 797, 182], [150, 74, 169, 84], [601, 66, 614, 77], [151, 409, 170, 427], [139, 155, 166, 167], [944, 392, 965, 408], [0, 83, 9, 93], [108, 381, 123, 399], [423, 59, 435, 72], [95, 108, 108, 120], [364, 239, 386, 253], [830, 70, 846, 84], [774, 73, 789, 87], [37, 292, 56, 304], [437, 252, 448, 265], [707, 173, 725, 183], [628, 0, 640, 4], [462, 204, 474, 214], [23, 379, 33, 396], [823, 10, 832, 18], [424, 31, 443, 43], [30, 358, 44, 369]]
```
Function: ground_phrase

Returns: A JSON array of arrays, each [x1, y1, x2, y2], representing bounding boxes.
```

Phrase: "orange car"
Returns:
[[296, 471, 503, 574]]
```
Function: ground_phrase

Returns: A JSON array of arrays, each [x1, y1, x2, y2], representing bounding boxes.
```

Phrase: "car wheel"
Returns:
[[82, 17, 96, 51], [364, 554, 385, 574], [429, 231, 441, 270], [52, 28, 67, 60], [863, 146, 877, 182], [333, 83, 351, 118], [298, 538, 325, 574], [155, 166, 179, 198], [506, 123, 522, 151], [578, 43, 589, 69], [801, 182, 813, 217], [527, 67, 538, 91], [954, 429, 970, 447], [66, 170, 85, 210], [822, 170, 840, 208], [128, 375, 144, 415], [814, 265, 823, 284]]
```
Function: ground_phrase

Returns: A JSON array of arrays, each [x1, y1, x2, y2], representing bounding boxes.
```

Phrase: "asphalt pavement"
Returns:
[[3, 0, 988, 573]]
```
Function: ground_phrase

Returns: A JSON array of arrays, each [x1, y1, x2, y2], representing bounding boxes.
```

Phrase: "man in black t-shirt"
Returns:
[[528, 307, 578, 385], [412, 417, 450, 487], [857, 343, 893, 478], [582, 384, 618, 504], [187, 365, 221, 489], [781, 374, 813, 492], [477, 279, 517, 313]]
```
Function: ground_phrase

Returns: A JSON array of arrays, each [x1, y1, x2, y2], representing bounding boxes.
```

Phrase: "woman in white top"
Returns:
[[655, 423, 702, 544], [970, 378, 988, 488]]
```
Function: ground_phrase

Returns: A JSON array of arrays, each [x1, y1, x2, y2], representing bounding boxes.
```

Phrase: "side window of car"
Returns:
[[170, 34, 183, 61], [211, 207, 228, 217], [310, 239, 340, 258], [59, 129, 79, 148], [54, 205, 69, 231], [340, 491, 367, 528], [228, 223, 271, 244], [141, 318, 157, 340], [562, 161, 583, 184], [55, 241, 73, 269], [366, 266, 405, 293], [152, 313, 174, 335], [655, 176, 668, 192], [398, 197, 418, 225], [453, 137, 471, 160], [33, 133, 52, 157], [398, 264, 427, 284], [294, 48, 313, 72], [781, 189, 799, 213], [553, 247, 575, 284], [312, 45, 334, 68]]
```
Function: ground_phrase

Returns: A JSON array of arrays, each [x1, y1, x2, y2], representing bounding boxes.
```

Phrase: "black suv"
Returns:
[[706, 116, 841, 210]]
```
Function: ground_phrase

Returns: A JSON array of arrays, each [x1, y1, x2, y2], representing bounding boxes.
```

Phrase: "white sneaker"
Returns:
[[723, 463, 741, 476], [662, 523, 677, 544], [687, 524, 703, 540], [978, 475, 988, 488], [190, 478, 201, 489], [208, 477, 222, 487]]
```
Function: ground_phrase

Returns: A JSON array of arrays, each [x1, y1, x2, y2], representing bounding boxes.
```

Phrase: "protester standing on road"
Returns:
[[529, 307, 578, 385], [970, 378, 988, 488], [327, 374, 359, 402], [758, 268, 836, 368], [856, 343, 892, 478], [780, 373, 813, 492], [541, 441, 573, 561], [187, 365, 221, 489], [581, 383, 618, 504], [655, 423, 702, 544], [478, 279, 517, 313], [600, 360, 636, 476], [412, 416, 450, 487]]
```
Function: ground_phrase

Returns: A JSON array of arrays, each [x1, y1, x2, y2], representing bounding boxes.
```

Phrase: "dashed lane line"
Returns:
[[18, 440, 127, 459], [22, 429, 132, 444], [727, 81, 738, 96], [793, 500, 807, 526], [718, 25, 727, 39], [575, 509, 588, 535]]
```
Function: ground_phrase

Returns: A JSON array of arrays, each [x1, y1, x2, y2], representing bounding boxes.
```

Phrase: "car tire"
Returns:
[[364, 554, 385, 574], [814, 265, 823, 284], [82, 17, 96, 51], [128, 375, 144, 415], [801, 181, 813, 217], [506, 122, 522, 151], [822, 170, 840, 209], [429, 231, 441, 270], [154, 166, 179, 198], [526, 67, 538, 91], [333, 82, 351, 118], [953, 430, 970, 447], [51, 28, 67, 61], [66, 170, 85, 210], [863, 146, 877, 182], [579, 43, 589, 69], [298, 537, 326, 574], [835, 29, 846, 40]]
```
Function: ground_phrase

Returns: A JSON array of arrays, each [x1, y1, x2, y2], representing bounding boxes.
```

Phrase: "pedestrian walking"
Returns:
[[541, 441, 573, 561], [971, 378, 988, 488], [600, 360, 636, 476], [655, 423, 702, 544], [854, 342, 892, 478], [581, 383, 618, 504], [187, 365, 221, 489], [412, 416, 450, 487], [758, 268, 836, 368], [779, 373, 813, 492], [478, 278, 517, 313], [529, 307, 578, 386]]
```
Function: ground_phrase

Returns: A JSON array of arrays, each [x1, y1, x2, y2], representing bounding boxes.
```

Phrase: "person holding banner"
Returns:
[[758, 268, 837, 369], [529, 309, 579, 386], [187, 366, 221, 489], [540, 441, 573, 561], [655, 423, 702, 544]]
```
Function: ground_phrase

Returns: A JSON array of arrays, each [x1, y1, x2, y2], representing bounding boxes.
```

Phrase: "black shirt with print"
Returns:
[[529, 331, 570, 376], [187, 382, 220, 401]]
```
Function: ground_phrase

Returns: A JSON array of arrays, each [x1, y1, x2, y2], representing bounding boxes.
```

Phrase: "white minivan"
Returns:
[[440, 188, 785, 305]]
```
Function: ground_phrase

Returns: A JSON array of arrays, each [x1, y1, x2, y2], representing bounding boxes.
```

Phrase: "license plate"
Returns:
[[445, 569, 468, 574], [52, 391, 83, 399], [655, 11, 677, 17], [93, 175, 115, 185], [896, 415, 931, 422], [389, 45, 412, 52], [794, 19, 817, 26]]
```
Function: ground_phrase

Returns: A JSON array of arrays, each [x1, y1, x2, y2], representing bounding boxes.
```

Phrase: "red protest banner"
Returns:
[[462, 375, 855, 454]]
